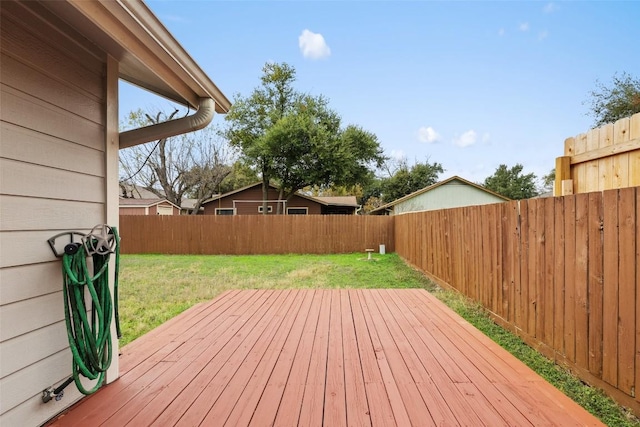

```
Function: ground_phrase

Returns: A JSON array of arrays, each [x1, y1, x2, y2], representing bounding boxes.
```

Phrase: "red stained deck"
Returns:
[[48, 289, 603, 426]]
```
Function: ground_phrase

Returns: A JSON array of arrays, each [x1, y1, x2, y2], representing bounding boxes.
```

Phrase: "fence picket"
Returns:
[[602, 189, 619, 387], [543, 197, 555, 348], [564, 195, 577, 363], [552, 197, 565, 353], [618, 187, 636, 395], [587, 192, 604, 376], [574, 193, 590, 370]]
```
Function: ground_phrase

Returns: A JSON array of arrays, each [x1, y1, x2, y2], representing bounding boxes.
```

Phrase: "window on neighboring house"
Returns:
[[287, 207, 308, 215], [215, 208, 236, 216], [257, 205, 273, 213]]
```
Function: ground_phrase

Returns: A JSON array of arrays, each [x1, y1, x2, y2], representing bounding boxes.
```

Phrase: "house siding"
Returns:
[[203, 186, 323, 215], [120, 206, 148, 215], [393, 181, 507, 215], [120, 202, 180, 216], [0, 2, 109, 425]]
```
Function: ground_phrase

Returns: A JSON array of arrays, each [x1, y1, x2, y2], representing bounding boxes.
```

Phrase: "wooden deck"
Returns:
[[48, 289, 603, 426]]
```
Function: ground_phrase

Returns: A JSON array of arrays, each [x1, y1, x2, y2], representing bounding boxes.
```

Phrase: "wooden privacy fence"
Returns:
[[555, 112, 640, 195], [119, 215, 394, 255], [395, 187, 640, 414]]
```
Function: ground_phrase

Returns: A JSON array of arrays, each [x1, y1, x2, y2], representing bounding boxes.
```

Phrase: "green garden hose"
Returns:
[[61, 227, 120, 395]]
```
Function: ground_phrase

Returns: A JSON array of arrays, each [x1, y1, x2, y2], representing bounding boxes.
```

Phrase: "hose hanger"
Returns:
[[83, 224, 118, 256], [44, 224, 121, 401]]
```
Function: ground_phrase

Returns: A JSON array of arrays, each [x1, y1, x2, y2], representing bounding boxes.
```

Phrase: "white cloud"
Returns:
[[298, 29, 331, 60], [543, 2, 558, 14], [418, 126, 441, 143], [538, 30, 549, 41], [519, 22, 530, 32], [453, 130, 477, 148], [498, 28, 505, 37], [482, 133, 491, 143]]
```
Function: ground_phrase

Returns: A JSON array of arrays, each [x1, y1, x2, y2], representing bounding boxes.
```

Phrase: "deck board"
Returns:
[[47, 289, 604, 427]]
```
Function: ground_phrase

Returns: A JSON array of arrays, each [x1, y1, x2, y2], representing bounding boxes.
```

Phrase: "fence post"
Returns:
[[555, 155, 572, 196]]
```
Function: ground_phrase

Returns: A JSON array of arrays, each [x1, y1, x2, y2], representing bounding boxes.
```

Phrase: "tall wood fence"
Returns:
[[119, 215, 394, 255], [395, 187, 640, 414], [555, 112, 640, 195]]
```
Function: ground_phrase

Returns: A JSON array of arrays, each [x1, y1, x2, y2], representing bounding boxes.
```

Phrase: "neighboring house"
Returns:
[[179, 198, 205, 215], [314, 196, 360, 215], [369, 176, 510, 215], [119, 198, 181, 215], [0, 1, 230, 426], [120, 184, 203, 214], [534, 190, 554, 199], [202, 182, 359, 215]]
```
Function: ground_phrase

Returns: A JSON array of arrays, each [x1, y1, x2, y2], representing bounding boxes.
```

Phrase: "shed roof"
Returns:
[[42, 1, 230, 113], [369, 175, 510, 214], [314, 196, 359, 207]]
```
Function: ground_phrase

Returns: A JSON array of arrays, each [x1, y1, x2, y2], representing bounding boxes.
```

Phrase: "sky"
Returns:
[[120, 1, 640, 185]]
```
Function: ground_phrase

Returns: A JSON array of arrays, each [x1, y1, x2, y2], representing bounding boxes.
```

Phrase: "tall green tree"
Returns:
[[586, 72, 640, 127], [224, 62, 384, 213], [218, 161, 259, 194], [483, 164, 538, 200], [381, 158, 444, 203]]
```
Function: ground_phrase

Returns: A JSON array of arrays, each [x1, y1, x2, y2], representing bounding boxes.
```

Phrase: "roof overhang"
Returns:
[[41, 0, 231, 113]]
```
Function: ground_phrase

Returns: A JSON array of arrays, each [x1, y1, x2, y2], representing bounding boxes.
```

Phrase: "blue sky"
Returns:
[[120, 1, 640, 185]]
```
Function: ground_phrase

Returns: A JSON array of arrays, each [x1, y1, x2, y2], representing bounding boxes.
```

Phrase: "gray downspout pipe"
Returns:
[[119, 97, 215, 149]]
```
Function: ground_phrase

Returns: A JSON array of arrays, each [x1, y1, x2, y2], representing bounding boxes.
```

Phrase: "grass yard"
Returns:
[[118, 252, 639, 427], [118, 252, 435, 346]]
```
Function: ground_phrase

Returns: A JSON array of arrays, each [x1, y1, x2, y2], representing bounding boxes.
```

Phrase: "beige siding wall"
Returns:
[[394, 182, 507, 215], [0, 2, 108, 425]]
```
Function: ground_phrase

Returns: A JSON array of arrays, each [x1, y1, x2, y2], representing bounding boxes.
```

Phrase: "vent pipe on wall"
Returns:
[[119, 97, 215, 149]]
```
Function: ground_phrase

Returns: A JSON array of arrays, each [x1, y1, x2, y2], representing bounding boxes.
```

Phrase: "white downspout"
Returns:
[[119, 97, 215, 149]]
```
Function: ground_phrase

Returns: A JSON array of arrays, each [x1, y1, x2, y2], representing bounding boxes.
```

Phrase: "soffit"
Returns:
[[40, 0, 231, 113]]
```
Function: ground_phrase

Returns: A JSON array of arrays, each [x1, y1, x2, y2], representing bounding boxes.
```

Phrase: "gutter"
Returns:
[[119, 97, 215, 149]]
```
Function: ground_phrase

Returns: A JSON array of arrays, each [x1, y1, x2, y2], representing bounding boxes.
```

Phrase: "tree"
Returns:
[[307, 184, 364, 200], [224, 62, 384, 213], [586, 72, 640, 127], [483, 164, 538, 200], [218, 161, 259, 194], [541, 168, 555, 194], [119, 109, 232, 214], [380, 158, 444, 203], [223, 62, 297, 212]]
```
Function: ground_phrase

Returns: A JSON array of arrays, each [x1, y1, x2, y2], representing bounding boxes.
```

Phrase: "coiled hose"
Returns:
[[61, 227, 120, 395]]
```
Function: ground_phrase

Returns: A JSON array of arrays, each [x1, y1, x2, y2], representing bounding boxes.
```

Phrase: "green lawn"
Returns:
[[117, 252, 639, 426], [118, 253, 435, 346]]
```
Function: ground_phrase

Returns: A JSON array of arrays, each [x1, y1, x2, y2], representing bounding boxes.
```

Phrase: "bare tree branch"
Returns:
[[119, 109, 233, 214]]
